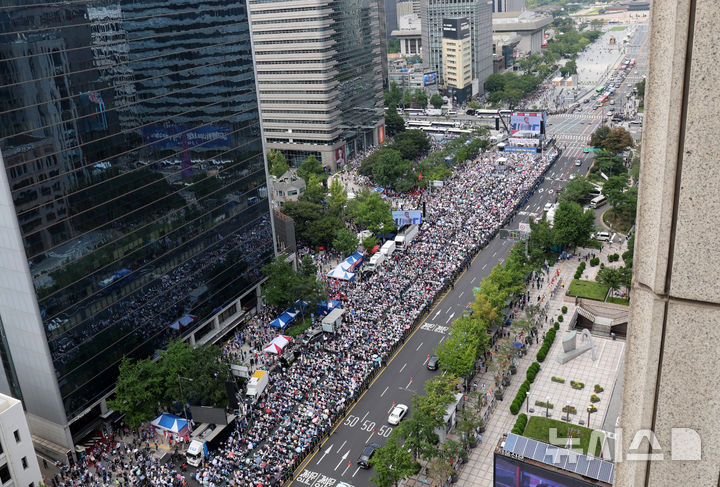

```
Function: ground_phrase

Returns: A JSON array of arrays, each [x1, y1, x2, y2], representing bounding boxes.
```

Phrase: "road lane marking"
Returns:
[[416, 342, 424, 351], [445, 313, 454, 323], [458, 291, 464, 298], [353, 467, 360, 478], [399, 363, 407, 373], [342, 463, 352, 476], [433, 309, 441, 319], [439, 336, 446, 344], [316, 444, 334, 464], [337, 441, 346, 453], [381, 386, 388, 397], [360, 412, 369, 422], [482, 263, 487, 270], [471, 276, 477, 283], [335, 451, 349, 471]]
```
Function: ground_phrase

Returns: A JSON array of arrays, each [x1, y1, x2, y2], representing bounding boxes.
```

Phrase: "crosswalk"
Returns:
[[551, 113, 604, 120], [551, 134, 592, 141]]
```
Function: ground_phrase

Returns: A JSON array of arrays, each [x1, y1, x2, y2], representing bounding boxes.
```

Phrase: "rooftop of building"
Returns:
[[0, 393, 20, 414]]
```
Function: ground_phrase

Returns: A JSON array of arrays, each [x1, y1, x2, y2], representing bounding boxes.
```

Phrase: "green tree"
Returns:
[[384, 82, 403, 107], [553, 201, 595, 248], [369, 435, 418, 487], [559, 176, 595, 204], [402, 89, 413, 108], [371, 150, 413, 189], [261, 256, 300, 309], [297, 155, 327, 184], [108, 357, 162, 429], [362, 235, 378, 252], [596, 266, 623, 298], [590, 125, 611, 148], [347, 190, 396, 234], [332, 227, 359, 256], [386, 38, 400, 54], [430, 93, 444, 109], [282, 200, 323, 240], [306, 214, 343, 247], [528, 216, 555, 254], [385, 106, 406, 137], [300, 174, 327, 205], [435, 327, 478, 383], [267, 150, 289, 178], [484, 73, 506, 92], [414, 89, 428, 109], [593, 150, 627, 177], [160, 340, 228, 408], [602, 174, 629, 211], [327, 178, 348, 216], [602, 126, 634, 153]]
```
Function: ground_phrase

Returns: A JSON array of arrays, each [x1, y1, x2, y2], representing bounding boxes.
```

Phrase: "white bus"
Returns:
[[405, 108, 425, 116], [589, 195, 607, 208]]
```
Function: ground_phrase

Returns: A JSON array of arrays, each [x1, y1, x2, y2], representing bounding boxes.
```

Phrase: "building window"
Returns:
[[0, 465, 10, 484], [13, 430, 19, 443], [21, 457, 28, 469]]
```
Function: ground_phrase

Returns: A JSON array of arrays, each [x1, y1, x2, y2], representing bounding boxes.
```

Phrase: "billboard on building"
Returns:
[[142, 124, 233, 149], [335, 147, 345, 166], [424, 73, 438, 85], [392, 209, 422, 227], [378, 126, 385, 144], [495, 454, 603, 487], [509, 111, 546, 136], [508, 137, 540, 146]]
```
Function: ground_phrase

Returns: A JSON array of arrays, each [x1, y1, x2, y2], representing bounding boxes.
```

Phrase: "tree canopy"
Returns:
[[267, 150, 289, 178], [347, 189, 396, 235], [553, 200, 595, 248], [297, 155, 327, 184]]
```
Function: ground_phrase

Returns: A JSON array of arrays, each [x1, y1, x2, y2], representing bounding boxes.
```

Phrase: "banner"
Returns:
[[378, 126, 385, 144], [392, 209, 422, 227], [509, 111, 545, 137], [335, 147, 345, 166], [508, 137, 540, 146], [503, 146, 538, 153]]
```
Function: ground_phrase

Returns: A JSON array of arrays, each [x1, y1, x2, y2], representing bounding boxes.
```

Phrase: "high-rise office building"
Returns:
[[421, 0, 493, 96], [0, 0, 274, 451], [491, 0, 525, 13], [249, 0, 386, 169], [442, 18, 473, 104]]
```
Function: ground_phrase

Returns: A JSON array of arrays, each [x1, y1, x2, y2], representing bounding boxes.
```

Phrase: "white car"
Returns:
[[595, 231, 611, 241], [575, 160, 582, 166], [388, 404, 409, 425]]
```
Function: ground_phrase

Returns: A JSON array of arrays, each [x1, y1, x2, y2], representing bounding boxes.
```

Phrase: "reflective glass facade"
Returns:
[[0, 0, 273, 421]]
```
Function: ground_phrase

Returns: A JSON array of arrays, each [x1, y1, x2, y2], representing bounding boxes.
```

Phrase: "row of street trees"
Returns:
[[384, 82, 445, 110]]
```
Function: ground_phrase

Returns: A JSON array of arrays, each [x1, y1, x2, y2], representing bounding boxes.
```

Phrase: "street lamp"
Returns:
[[526, 393, 530, 413], [587, 405, 593, 428], [177, 375, 194, 422], [546, 396, 550, 418], [566, 400, 571, 422]]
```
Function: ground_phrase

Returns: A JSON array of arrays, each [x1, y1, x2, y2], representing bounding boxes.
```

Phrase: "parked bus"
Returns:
[[407, 120, 432, 128], [596, 85, 605, 94], [405, 108, 425, 116], [589, 195, 607, 209]]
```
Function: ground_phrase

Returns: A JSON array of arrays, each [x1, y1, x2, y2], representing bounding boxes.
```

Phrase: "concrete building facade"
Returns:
[[442, 18, 473, 104], [421, 0, 493, 96], [249, 0, 385, 170], [492, 11, 552, 55], [0, 394, 42, 487], [617, 0, 720, 485], [491, 0, 525, 13], [0, 0, 274, 453], [391, 13, 423, 55]]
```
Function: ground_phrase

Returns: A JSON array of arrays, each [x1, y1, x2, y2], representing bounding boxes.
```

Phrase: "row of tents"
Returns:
[[326, 252, 364, 282]]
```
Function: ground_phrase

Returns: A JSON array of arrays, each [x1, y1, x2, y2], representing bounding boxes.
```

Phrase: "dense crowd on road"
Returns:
[[47, 143, 557, 487], [188, 147, 559, 486]]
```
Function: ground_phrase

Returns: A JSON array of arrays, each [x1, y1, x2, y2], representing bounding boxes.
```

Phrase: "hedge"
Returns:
[[561, 306, 568, 314], [554, 322, 560, 330], [590, 394, 601, 403], [551, 376, 565, 383], [594, 384, 604, 393], [510, 380, 532, 415], [526, 362, 541, 383], [558, 314, 564, 322], [511, 413, 528, 435], [570, 380, 584, 390], [536, 328, 557, 362]]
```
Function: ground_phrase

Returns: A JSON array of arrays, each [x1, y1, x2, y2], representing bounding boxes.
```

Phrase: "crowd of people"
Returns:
[[187, 146, 560, 486], [47, 139, 558, 487]]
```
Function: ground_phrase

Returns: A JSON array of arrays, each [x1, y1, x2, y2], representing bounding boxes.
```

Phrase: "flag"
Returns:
[[418, 172, 423, 181]]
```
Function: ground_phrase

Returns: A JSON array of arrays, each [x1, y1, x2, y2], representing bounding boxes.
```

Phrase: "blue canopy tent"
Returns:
[[170, 314, 196, 331], [151, 413, 189, 436], [339, 252, 364, 272], [327, 266, 355, 281], [317, 300, 341, 315]]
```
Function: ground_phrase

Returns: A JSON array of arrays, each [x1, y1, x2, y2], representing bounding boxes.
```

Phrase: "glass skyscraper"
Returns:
[[0, 0, 273, 449]]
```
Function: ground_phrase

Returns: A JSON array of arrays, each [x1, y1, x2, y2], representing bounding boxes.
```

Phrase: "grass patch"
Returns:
[[606, 297, 630, 306], [284, 318, 313, 337], [524, 416, 605, 457], [567, 279, 610, 301], [609, 26, 627, 31], [602, 209, 634, 233], [637, 107, 644, 113]]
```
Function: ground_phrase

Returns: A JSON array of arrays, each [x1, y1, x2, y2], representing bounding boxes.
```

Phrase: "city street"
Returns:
[[289, 21, 649, 487]]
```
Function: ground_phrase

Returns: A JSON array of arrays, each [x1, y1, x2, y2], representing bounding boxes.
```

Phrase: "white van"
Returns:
[[595, 231, 611, 241]]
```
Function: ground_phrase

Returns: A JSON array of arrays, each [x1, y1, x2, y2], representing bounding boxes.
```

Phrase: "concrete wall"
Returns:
[[617, 0, 720, 484]]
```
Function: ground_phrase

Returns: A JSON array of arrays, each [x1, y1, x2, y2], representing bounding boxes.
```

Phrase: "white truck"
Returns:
[[246, 370, 269, 399], [425, 108, 442, 116], [186, 415, 237, 467], [321, 307, 344, 333], [380, 240, 396, 257], [394, 224, 419, 251], [365, 252, 386, 272]]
